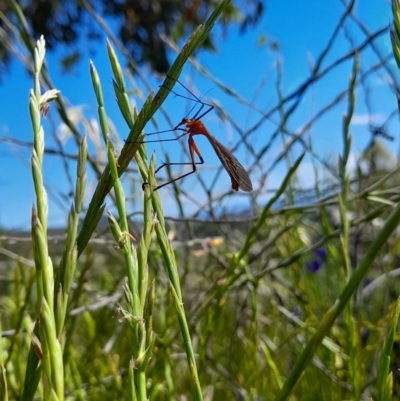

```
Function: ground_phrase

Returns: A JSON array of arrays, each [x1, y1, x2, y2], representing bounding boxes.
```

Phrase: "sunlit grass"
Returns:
[[1, 0, 400, 401]]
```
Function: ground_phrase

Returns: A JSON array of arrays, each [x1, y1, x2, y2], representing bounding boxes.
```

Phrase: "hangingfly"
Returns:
[[173, 117, 253, 192], [128, 78, 253, 192]]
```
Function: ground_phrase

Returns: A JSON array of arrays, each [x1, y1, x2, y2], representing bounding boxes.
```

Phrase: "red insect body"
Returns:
[[182, 119, 253, 192], [129, 78, 253, 192]]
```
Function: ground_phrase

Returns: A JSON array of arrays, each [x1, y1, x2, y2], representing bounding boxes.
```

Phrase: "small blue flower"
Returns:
[[305, 248, 326, 273], [363, 278, 373, 287], [361, 328, 370, 347], [293, 306, 302, 318], [305, 259, 322, 272]]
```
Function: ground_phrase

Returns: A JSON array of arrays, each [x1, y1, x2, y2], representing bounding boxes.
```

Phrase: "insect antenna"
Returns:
[[161, 78, 215, 121]]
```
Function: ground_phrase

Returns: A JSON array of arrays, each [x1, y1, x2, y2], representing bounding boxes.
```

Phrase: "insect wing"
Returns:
[[208, 137, 253, 192]]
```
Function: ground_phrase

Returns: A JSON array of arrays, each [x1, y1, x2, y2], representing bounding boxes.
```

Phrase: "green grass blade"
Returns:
[[377, 297, 400, 401]]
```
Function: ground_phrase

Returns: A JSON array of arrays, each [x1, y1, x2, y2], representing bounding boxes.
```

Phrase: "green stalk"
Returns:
[[238, 153, 305, 263], [376, 298, 400, 401], [339, 56, 361, 400], [139, 154, 202, 400], [92, 55, 148, 398], [106, 142, 140, 316], [391, 0, 400, 69], [0, 318, 7, 401], [28, 37, 64, 401], [54, 135, 87, 338], [96, 38, 161, 399]]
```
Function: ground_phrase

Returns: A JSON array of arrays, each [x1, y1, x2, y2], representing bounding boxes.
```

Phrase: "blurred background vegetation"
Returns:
[[1, 0, 400, 400], [0, 0, 263, 75]]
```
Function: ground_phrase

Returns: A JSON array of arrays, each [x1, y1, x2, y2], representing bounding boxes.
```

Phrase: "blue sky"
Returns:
[[0, 0, 397, 229]]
